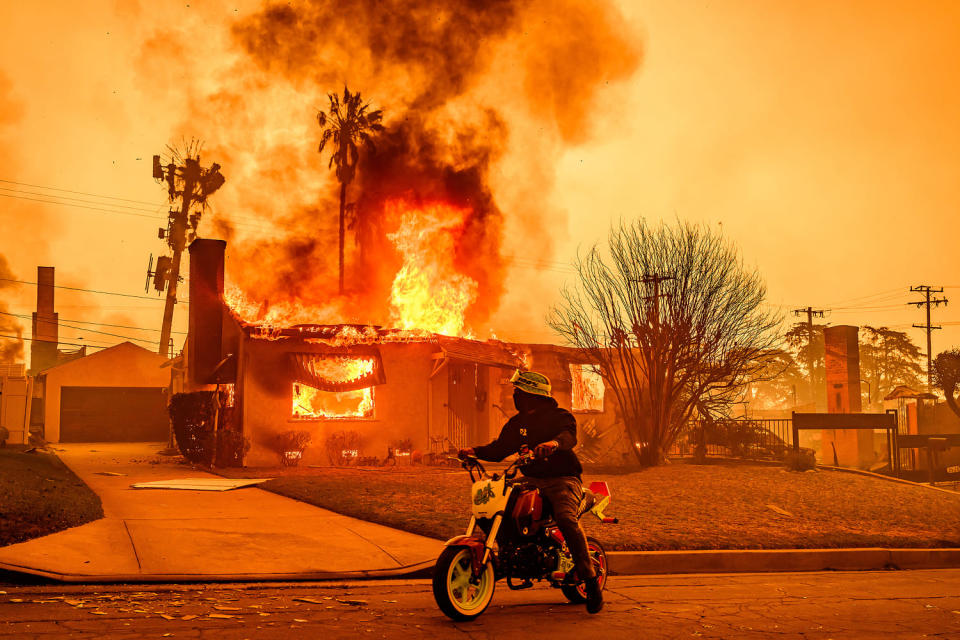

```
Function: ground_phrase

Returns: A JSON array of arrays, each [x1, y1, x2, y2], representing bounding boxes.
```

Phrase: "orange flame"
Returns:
[[571, 364, 605, 412], [386, 200, 477, 337], [293, 383, 374, 419], [291, 357, 377, 418]]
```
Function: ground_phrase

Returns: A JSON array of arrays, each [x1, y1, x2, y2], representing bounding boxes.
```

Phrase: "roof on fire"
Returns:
[[435, 336, 522, 369]]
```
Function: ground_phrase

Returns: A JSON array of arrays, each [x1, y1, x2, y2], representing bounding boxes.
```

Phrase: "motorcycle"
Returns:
[[432, 448, 619, 621]]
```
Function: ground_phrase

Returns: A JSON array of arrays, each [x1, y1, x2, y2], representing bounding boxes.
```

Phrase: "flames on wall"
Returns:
[[293, 382, 374, 419], [571, 364, 605, 412]]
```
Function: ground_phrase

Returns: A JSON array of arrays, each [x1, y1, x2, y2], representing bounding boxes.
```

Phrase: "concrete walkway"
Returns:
[[0, 443, 445, 583]]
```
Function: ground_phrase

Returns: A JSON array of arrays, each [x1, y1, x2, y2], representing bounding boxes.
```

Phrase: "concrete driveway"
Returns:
[[0, 443, 444, 582]]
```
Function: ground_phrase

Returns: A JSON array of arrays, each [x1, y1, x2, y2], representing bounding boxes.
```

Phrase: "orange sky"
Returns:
[[1, 1, 958, 367]]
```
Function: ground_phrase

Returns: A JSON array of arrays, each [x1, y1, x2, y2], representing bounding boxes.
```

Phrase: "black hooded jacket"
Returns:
[[473, 395, 583, 478]]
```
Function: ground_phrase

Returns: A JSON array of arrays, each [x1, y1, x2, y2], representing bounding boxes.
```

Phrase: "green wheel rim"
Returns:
[[447, 549, 492, 612]]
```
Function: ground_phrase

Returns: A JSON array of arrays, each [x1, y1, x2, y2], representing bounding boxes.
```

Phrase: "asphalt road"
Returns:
[[2, 569, 959, 639]]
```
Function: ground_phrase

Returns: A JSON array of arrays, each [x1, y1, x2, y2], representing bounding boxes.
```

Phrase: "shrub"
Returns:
[[275, 430, 312, 466], [168, 391, 246, 467], [326, 430, 361, 466]]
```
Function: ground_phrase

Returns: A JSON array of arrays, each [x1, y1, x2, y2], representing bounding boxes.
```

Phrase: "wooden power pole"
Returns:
[[909, 285, 948, 392], [792, 306, 827, 407], [150, 151, 225, 358]]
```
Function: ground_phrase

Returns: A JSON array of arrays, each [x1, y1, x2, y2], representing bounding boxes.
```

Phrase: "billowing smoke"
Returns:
[[138, 0, 642, 332], [0, 254, 24, 362]]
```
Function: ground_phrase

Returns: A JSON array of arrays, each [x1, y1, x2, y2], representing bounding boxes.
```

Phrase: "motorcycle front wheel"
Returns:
[[561, 536, 608, 603], [432, 546, 496, 621]]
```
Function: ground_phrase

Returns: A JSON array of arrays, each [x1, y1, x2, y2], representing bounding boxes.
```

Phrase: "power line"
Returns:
[[0, 333, 117, 350], [12, 313, 159, 345], [0, 192, 165, 220], [0, 310, 187, 335], [825, 286, 906, 307], [0, 178, 166, 206], [0, 186, 164, 213], [0, 277, 184, 302]]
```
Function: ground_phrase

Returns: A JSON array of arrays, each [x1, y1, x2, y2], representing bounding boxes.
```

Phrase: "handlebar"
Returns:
[[458, 447, 538, 482]]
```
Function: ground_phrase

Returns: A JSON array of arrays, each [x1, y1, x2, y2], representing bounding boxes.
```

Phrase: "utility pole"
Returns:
[[909, 285, 948, 392], [792, 306, 827, 407], [150, 150, 225, 358], [639, 274, 674, 327]]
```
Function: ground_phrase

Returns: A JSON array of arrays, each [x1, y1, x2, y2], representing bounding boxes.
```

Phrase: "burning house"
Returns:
[[179, 239, 616, 467]]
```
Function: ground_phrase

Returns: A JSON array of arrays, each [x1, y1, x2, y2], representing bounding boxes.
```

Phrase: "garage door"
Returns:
[[60, 386, 169, 442]]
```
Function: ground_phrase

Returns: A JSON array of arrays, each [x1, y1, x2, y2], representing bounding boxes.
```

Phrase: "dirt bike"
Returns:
[[432, 448, 619, 621]]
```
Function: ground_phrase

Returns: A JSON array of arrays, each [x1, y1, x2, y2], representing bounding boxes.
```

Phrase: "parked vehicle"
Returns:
[[432, 448, 618, 621]]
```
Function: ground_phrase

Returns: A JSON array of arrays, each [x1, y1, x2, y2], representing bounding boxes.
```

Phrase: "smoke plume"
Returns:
[[137, 0, 642, 332], [0, 254, 24, 362]]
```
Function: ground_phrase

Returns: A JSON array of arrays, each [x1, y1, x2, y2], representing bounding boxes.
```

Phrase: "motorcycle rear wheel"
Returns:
[[560, 536, 608, 603], [432, 546, 496, 621]]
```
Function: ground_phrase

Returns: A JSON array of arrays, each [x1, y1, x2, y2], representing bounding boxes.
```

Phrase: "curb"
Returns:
[[607, 548, 960, 575], [4, 549, 959, 584], [0, 559, 436, 585]]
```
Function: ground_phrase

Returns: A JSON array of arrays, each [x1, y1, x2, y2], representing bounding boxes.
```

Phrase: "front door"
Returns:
[[447, 361, 478, 449]]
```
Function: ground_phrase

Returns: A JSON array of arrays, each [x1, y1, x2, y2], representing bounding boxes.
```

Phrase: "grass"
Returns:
[[0, 448, 103, 547], [240, 459, 960, 551]]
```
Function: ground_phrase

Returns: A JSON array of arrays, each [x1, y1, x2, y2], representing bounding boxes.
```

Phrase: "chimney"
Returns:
[[187, 239, 227, 385], [30, 266, 58, 374]]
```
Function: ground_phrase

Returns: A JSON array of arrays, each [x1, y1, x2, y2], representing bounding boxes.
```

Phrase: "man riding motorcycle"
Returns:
[[458, 369, 604, 614]]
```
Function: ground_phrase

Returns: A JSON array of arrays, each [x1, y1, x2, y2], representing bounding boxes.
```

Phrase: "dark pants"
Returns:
[[528, 475, 596, 581]]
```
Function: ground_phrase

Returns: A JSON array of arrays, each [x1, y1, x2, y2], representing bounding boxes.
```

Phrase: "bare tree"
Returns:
[[549, 220, 781, 466]]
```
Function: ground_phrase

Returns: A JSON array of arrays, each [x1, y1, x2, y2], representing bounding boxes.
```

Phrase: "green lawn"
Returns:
[[0, 448, 103, 547], [242, 460, 960, 551]]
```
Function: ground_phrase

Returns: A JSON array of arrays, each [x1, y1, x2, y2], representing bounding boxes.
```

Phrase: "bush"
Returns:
[[275, 430, 312, 466], [785, 447, 817, 472], [168, 391, 247, 467], [326, 430, 361, 466]]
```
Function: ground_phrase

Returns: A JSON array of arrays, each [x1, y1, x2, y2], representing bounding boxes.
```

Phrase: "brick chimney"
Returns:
[[187, 239, 227, 385], [30, 266, 58, 374]]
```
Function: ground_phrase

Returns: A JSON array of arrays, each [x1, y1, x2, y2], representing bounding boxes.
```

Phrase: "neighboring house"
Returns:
[[0, 363, 31, 445], [35, 342, 170, 443], [180, 239, 619, 467]]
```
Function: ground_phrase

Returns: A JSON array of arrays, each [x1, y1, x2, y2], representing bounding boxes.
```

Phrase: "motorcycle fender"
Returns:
[[442, 534, 490, 577]]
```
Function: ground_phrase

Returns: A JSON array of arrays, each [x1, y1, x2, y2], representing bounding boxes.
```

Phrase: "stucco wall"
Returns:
[[241, 340, 439, 466], [0, 376, 30, 445], [41, 342, 170, 442]]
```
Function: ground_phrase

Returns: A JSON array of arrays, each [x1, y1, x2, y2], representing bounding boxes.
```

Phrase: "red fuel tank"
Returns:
[[510, 487, 544, 537]]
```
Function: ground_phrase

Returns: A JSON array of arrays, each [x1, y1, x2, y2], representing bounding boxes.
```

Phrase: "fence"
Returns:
[[671, 418, 795, 461]]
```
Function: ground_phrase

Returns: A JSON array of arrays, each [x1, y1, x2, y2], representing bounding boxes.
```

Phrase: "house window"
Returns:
[[292, 383, 374, 419], [570, 364, 604, 412]]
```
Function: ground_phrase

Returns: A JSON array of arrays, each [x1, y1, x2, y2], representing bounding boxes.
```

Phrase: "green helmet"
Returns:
[[510, 369, 552, 398]]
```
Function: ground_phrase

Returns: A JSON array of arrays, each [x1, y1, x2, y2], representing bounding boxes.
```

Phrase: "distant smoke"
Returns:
[[138, 0, 642, 330], [0, 254, 24, 362]]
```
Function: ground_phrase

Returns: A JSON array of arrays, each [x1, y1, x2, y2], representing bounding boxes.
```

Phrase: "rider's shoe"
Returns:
[[584, 576, 603, 614]]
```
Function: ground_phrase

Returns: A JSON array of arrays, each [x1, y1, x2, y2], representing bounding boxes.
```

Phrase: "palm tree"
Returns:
[[317, 87, 384, 294]]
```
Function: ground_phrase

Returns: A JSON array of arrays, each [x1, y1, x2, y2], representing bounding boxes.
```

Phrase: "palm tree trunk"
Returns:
[[338, 181, 347, 294]]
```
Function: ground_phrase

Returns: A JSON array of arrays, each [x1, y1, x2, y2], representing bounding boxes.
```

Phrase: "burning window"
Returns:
[[292, 383, 374, 419], [288, 352, 383, 420], [570, 364, 604, 412]]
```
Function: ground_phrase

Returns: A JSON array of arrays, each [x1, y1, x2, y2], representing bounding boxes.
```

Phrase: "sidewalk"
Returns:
[[0, 443, 445, 583], [3, 444, 958, 584]]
